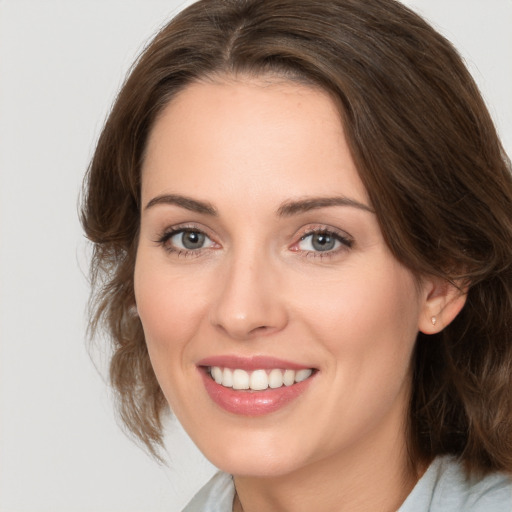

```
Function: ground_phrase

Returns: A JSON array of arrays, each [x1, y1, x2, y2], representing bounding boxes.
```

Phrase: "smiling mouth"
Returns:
[[207, 366, 315, 391]]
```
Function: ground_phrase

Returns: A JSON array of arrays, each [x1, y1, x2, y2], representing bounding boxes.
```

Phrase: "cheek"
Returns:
[[133, 255, 209, 373], [297, 258, 421, 350], [292, 257, 422, 405], [286, 262, 422, 447], [133, 259, 214, 420]]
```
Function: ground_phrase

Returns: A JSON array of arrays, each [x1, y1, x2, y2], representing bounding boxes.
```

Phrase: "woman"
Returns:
[[81, 0, 512, 510]]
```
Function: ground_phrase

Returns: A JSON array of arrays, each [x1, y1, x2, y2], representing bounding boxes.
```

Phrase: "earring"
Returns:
[[128, 305, 139, 317], [431, 316, 437, 326]]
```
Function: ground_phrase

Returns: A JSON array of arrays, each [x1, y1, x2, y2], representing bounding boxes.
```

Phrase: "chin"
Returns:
[[214, 454, 304, 478], [198, 432, 311, 478]]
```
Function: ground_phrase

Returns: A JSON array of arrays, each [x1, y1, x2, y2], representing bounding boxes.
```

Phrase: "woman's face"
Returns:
[[135, 78, 432, 477]]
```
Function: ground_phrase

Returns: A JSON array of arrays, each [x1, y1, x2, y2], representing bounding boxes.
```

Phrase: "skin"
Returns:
[[134, 77, 465, 512]]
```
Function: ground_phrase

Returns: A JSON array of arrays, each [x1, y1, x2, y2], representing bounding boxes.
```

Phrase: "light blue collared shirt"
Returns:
[[183, 456, 512, 511]]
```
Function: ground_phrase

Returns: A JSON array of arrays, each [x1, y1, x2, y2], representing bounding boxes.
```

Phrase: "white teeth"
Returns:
[[211, 366, 223, 384], [222, 368, 233, 387], [283, 369, 295, 386], [295, 369, 313, 382], [250, 369, 269, 391], [209, 366, 313, 391], [268, 368, 284, 388], [232, 369, 250, 390]]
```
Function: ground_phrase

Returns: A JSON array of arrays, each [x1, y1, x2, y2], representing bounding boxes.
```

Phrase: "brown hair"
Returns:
[[82, 0, 512, 472]]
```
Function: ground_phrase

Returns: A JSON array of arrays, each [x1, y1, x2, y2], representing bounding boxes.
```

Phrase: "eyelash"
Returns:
[[155, 225, 353, 259], [292, 227, 353, 260], [155, 225, 217, 257]]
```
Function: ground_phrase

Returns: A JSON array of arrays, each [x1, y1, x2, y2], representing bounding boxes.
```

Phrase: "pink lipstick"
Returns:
[[197, 356, 316, 416]]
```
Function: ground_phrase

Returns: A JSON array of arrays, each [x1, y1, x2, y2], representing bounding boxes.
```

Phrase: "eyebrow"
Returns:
[[277, 196, 374, 216], [144, 193, 373, 217], [144, 194, 217, 215]]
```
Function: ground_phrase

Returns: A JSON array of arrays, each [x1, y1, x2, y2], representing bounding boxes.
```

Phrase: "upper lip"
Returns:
[[197, 355, 315, 371]]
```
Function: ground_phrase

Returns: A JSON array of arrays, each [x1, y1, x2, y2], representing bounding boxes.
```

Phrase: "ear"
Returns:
[[418, 276, 468, 335]]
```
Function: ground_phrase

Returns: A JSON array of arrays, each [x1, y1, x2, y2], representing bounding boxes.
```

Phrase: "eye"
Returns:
[[171, 230, 210, 250], [298, 232, 341, 252], [157, 227, 217, 254], [292, 228, 353, 257]]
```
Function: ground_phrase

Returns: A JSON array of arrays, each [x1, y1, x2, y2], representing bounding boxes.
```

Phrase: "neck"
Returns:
[[232, 423, 423, 512]]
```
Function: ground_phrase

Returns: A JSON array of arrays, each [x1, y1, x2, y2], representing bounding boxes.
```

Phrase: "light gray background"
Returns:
[[0, 1, 510, 511]]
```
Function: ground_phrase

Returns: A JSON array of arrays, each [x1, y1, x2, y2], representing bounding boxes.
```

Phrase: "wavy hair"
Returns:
[[81, 0, 512, 471]]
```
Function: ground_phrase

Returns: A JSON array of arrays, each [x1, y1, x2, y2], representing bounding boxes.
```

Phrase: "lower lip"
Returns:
[[200, 369, 315, 416]]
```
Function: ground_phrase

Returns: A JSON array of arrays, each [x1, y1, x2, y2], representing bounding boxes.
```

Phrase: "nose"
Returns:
[[209, 251, 288, 341]]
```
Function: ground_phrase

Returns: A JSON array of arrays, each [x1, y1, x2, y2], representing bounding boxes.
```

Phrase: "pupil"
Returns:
[[182, 231, 205, 249], [312, 233, 335, 251]]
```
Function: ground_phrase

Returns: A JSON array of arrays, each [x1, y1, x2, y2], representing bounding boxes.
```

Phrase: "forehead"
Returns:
[[141, 77, 369, 208]]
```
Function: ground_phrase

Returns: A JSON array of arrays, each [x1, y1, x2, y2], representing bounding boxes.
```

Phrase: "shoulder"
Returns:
[[400, 456, 512, 512], [181, 459, 512, 512], [182, 471, 235, 512]]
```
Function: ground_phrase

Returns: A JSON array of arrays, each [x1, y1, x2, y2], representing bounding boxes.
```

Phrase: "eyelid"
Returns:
[[154, 223, 220, 255], [156, 222, 210, 240], [153, 222, 353, 258], [295, 224, 353, 243], [290, 224, 354, 255]]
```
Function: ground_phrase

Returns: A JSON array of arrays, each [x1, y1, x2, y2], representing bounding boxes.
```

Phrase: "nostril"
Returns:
[[253, 325, 270, 333], [249, 325, 278, 336]]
